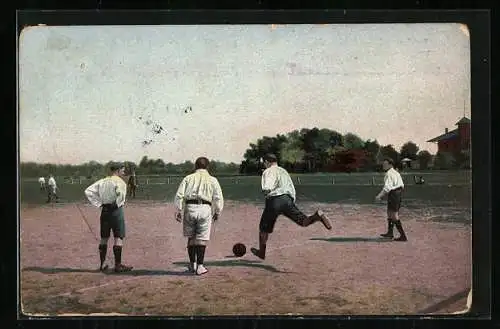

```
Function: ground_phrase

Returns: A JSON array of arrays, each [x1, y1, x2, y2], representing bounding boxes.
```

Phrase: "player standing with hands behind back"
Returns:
[[376, 158, 407, 241], [84, 162, 133, 272]]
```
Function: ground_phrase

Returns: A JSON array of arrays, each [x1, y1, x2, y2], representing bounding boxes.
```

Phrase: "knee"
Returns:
[[114, 237, 123, 246], [194, 239, 207, 246], [187, 238, 196, 246]]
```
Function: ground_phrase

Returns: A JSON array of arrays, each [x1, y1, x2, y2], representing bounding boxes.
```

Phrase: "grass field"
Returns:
[[19, 172, 472, 316]]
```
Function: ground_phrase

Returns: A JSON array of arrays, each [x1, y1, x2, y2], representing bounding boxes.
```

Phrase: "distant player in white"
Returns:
[[47, 174, 58, 203], [376, 158, 407, 241], [38, 177, 46, 191]]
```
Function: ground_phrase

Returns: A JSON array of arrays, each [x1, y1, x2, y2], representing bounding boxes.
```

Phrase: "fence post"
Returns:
[[297, 177, 301, 185], [332, 177, 335, 185], [167, 177, 170, 185], [371, 177, 376, 186], [146, 178, 149, 185]]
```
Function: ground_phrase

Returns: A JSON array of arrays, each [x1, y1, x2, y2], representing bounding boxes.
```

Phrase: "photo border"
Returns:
[[10, 6, 492, 329]]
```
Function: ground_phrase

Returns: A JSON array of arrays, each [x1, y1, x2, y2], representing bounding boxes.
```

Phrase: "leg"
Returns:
[[186, 238, 197, 273], [392, 211, 407, 241], [111, 208, 133, 272], [282, 196, 332, 230], [194, 239, 208, 275], [99, 213, 112, 271], [250, 231, 270, 260], [251, 201, 278, 260], [193, 206, 212, 275], [388, 190, 407, 241], [380, 209, 395, 238], [183, 208, 198, 272]]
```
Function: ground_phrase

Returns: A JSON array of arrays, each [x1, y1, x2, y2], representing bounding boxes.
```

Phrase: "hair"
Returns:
[[382, 157, 395, 166], [195, 157, 209, 170], [109, 162, 125, 172], [263, 153, 278, 163]]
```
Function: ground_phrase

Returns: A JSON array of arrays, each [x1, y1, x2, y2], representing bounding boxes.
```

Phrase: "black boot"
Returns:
[[393, 220, 408, 241], [380, 219, 394, 238]]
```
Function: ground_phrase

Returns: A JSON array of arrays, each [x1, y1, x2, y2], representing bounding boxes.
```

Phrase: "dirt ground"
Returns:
[[19, 201, 471, 316]]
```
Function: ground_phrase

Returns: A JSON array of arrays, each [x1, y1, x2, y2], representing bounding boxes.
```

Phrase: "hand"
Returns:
[[212, 213, 219, 221], [175, 212, 182, 222], [375, 195, 382, 202]]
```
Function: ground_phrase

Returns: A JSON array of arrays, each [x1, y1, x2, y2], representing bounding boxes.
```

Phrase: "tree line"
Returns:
[[20, 127, 469, 178], [238, 128, 439, 174], [20, 157, 241, 179]]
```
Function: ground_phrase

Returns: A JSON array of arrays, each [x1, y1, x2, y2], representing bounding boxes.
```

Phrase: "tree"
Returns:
[[279, 130, 305, 172], [379, 144, 400, 163], [328, 149, 368, 172], [362, 139, 381, 171], [343, 133, 365, 150], [452, 150, 471, 169], [417, 150, 433, 170], [241, 134, 288, 174], [400, 141, 420, 161], [433, 151, 454, 170], [139, 156, 149, 168], [300, 128, 343, 172]]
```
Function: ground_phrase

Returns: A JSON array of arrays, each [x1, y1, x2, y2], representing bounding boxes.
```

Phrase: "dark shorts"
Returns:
[[387, 187, 403, 212], [259, 194, 308, 233], [100, 205, 126, 239]]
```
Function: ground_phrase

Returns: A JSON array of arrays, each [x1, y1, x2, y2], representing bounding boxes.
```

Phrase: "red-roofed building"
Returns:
[[427, 117, 471, 154]]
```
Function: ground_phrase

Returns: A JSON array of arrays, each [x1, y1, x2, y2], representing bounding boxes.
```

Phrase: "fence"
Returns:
[[22, 171, 471, 187], [122, 172, 471, 186]]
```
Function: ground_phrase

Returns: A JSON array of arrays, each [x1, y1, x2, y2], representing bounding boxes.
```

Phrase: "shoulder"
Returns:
[[210, 175, 221, 184], [111, 176, 126, 185], [179, 174, 192, 184], [278, 166, 289, 174]]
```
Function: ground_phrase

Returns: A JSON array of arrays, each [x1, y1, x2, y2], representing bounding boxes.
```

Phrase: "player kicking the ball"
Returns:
[[251, 153, 332, 260]]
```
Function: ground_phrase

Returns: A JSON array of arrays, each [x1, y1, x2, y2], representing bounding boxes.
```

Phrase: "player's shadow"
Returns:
[[172, 260, 294, 274], [22, 266, 192, 276], [310, 237, 393, 243]]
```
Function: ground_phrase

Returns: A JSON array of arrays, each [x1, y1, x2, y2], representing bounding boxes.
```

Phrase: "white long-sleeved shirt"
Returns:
[[38, 177, 45, 184], [174, 169, 224, 215], [381, 167, 405, 194], [261, 164, 296, 201], [48, 177, 57, 190], [84, 175, 127, 208]]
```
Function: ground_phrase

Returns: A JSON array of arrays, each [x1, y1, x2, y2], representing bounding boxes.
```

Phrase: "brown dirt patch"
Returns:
[[20, 201, 471, 316]]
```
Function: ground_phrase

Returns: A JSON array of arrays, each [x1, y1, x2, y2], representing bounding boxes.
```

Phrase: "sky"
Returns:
[[19, 23, 471, 165]]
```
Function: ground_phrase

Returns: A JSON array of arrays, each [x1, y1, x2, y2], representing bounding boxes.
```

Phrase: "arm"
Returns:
[[211, 178, 224, 215], [115, 180, 127, 207], [377, 173, 393, 199], [261, 170, 278, 196], [84, 180, 102, 208], [174, 178, 187, 212]]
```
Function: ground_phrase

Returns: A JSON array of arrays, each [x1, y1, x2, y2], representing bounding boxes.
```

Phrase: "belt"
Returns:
[[102, 203, 120, 210], [185, 199, 212, 206]]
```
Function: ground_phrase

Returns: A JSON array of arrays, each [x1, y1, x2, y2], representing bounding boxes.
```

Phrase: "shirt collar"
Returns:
[[196, 169, 208, 173]]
